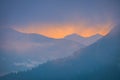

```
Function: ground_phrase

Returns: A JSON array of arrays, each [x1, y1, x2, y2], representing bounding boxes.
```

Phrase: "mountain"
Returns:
[[0, 27, 85, 76], [1, 25, 119, 80], [0, 27, 55, 42], [64, 33, 85, 42], [64, 33, 102, 46]]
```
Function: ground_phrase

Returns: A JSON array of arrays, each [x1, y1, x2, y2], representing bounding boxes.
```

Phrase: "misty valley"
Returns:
[[0, 0, 120, 80]]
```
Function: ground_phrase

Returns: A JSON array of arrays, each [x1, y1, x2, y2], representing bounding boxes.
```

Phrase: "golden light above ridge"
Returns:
[[13, 21, 113, 39]]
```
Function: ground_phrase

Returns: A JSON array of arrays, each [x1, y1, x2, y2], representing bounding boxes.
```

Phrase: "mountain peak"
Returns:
[[64, 33, 103, 46], [93, 33, 102, 37], [64, 33, 84, 39], [88, 34, 103, 38]]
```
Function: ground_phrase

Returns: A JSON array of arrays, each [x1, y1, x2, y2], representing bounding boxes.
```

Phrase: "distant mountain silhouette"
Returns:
[[64, 33, 102, 46], [0, 27, 85, 75], [1, 25, 119, 80]]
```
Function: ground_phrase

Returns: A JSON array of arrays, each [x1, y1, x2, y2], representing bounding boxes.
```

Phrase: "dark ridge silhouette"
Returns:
[[0, 25, 120, 80]]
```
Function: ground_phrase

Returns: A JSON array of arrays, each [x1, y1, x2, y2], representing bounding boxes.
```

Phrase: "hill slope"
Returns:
[[0, 27, 85, 75], [0, 25, 120, 80]]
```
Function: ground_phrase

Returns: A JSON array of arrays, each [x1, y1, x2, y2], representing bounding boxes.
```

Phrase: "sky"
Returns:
[[0, 0, 120, 38]]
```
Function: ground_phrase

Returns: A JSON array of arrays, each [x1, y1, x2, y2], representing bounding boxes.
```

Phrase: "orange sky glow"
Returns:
[[13, 22, 113, 39]]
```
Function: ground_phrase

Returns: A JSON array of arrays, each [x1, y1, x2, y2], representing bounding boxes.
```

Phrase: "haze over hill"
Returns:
[[0, 28, 85, 75], [0, 0, 119, 79], [1, 25, 119, 80]]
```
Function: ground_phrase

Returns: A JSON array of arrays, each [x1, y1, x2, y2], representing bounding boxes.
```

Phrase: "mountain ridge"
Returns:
[[0, 27, 85, 76], [64, 33, 103, 46], [0, 25, 119, 80]]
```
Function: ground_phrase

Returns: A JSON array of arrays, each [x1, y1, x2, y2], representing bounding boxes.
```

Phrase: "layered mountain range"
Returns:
[[0, 27, 102, 75], [0, 25, 119, 80], [0, 27, 85, 75]]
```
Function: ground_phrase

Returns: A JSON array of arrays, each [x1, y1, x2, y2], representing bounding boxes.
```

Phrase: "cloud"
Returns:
[[13, 21, 113, 38], [1, 40, 54, 53], [14, 60, 41, 68], [1, 0, 119, 28]]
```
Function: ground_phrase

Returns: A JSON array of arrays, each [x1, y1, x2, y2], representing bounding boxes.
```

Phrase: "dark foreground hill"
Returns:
[[0, 25, 120, 80]]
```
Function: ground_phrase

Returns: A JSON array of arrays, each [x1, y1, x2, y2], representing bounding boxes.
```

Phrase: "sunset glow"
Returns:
[[14, 22, 113, 39]]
